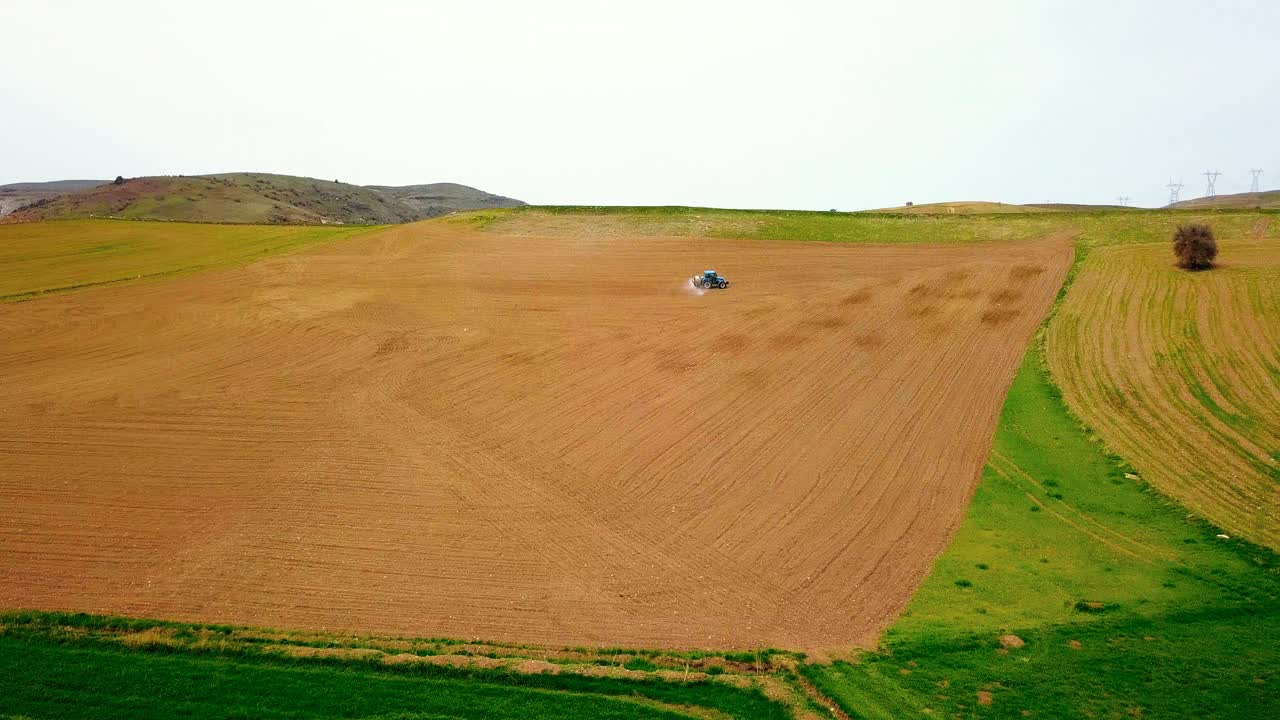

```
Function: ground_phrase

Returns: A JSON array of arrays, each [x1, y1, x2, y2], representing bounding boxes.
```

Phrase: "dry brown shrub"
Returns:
[[1173, 223, 1217, 270]]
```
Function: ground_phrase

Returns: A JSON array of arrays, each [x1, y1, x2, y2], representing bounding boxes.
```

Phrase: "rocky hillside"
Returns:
[[0, 180, 107, 216], [367, 182, 524, 218], [2, 173, 524, 225]]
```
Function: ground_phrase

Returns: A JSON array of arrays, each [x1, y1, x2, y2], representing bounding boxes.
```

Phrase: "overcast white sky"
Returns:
[[3, 1, 1276, 209]]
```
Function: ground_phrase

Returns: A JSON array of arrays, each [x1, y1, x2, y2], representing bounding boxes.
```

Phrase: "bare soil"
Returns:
[[0, 221, 1070, 654]]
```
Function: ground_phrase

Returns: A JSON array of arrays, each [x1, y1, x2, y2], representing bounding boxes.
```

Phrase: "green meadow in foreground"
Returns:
[[0, 613, 794, 720], [0, 219, 380, 301]]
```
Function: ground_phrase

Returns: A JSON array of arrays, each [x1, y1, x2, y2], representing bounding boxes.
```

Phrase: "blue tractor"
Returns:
[[691, 269, 729, 290]]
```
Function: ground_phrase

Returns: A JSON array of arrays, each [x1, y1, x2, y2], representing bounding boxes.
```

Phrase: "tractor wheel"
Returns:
[[718, 281, 727, 289], [702, 281, 712, 289]]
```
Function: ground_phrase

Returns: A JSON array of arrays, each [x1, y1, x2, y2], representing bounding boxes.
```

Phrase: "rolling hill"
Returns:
[[0, 173, 523, 225], [1167, 189, 1280, 210], [367, 182, 524, 218], [868, 201, 1044, 214], [869, 201, 1137, 214], [0, 180, 107, 216], [1022, 202, 1135, 211]]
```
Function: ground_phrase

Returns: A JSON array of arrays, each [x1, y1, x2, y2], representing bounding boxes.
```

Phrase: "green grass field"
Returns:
[[0, 219, 382, 301], [457, 204, 1063, 243], [1045, 221, 1279, 548], [465, 204, 1276, 246], [0, 612, 796, 720]]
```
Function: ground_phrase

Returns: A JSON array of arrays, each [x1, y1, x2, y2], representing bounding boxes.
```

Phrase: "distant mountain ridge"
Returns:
[[366, 182, 525, 218], [0, 173, 524, 225], [0, 179, 107, 216]]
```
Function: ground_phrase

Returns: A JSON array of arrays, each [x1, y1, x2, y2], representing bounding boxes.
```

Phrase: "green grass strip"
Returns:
[[0, 612, 790, 720]]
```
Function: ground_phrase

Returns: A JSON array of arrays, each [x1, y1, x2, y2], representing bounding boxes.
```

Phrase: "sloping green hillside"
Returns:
[[0, 219, 381, 301]]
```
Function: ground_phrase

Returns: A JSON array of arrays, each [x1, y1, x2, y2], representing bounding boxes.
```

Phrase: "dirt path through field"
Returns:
[[0, 221, 1071, 653]]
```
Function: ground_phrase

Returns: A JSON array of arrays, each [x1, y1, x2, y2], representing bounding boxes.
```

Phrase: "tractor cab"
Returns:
[[691, 269, 729, 289]]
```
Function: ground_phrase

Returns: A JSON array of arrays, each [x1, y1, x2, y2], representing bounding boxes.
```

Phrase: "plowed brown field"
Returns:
[[0, 221, 1071, 654]]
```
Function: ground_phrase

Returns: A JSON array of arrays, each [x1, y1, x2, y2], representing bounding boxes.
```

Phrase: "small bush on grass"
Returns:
[[1173, 223, 1217, 270]]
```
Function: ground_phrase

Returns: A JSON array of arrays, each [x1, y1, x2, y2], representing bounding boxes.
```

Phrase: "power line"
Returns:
[[1116, 195, 1130, 207], [1203, 170, 1221, 197], [1250, 168, 1263, 193], [1166, 178, 1184, 205]]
